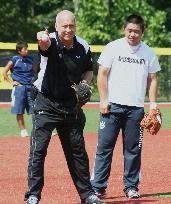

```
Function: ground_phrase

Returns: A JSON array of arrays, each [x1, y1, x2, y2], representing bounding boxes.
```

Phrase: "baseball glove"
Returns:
[[140, 109, 162, 135], [72, 81, 92, 107]]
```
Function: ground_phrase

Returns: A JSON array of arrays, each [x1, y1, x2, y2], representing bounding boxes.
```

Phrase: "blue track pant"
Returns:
[[91, 103, 144, 193]]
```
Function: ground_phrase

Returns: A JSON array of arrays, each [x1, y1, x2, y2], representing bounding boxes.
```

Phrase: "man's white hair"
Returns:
[[56, 10, 76, 24]]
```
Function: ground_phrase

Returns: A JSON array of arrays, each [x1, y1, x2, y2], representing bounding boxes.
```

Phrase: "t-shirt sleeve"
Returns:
[[97, 43, 114, 69], [148, 52, 161, 73], [11, 56, 17, 64]]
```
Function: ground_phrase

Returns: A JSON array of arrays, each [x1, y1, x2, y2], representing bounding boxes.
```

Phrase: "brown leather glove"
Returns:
[[140, 109, 162, 135]]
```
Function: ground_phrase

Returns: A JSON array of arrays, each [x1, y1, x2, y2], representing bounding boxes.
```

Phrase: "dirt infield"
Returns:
[[0, 130, 171, 204]]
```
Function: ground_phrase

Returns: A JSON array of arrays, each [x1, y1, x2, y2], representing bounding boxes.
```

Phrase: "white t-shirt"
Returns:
[[98, 37, 160, 107]]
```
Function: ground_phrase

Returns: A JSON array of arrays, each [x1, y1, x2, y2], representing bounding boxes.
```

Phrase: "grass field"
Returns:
[[0, 107, 170, 136]]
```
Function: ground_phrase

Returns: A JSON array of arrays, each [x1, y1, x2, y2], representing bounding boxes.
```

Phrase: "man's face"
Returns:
[[124, 23, 143, 45], [55, 14, 76, 43]]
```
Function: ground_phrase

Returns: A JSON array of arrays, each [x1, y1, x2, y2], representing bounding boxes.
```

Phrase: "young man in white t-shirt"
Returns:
[[91, 15, 160, 199]]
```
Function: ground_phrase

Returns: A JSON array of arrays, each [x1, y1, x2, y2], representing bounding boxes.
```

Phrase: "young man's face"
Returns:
[[124, 23, 143, 45], [55, 13, 76, 43], [19, 47, 28, 57]]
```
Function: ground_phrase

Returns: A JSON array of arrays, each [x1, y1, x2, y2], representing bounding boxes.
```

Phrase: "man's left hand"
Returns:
[[140, 109, 162, 135]]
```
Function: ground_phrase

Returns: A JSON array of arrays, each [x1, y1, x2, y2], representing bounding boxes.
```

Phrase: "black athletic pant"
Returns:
[[24, 92, 94, 201]]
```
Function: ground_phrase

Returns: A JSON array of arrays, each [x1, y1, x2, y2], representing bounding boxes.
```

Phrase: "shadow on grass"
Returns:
[[78, 193, 171, 204], [80, 196, 157, 204], [106, 201, 158, 204], [142, 192, 171, 198], [94, 192, 171, 204], [78, 200, 158, 204]]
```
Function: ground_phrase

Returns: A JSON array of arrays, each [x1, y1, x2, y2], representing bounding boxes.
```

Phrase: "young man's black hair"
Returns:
[[124, 14, 145, 33]]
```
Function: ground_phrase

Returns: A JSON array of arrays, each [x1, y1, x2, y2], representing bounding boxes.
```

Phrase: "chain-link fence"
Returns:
[[0, 43, 171, 102]]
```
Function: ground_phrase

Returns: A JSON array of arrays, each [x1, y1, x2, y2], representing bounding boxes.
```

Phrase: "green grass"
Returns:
[[159, 108, 171, 129], [0, 107, 171, 136], [142, 192, 171, 198], [84, 108, 100, 133], [0, 108, 33, 136], [84, 107, 171, 132]]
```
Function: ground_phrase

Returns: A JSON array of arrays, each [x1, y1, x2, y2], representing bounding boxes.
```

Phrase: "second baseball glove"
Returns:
[[72, 81, 92, 107], [140, 109, 162, 135]]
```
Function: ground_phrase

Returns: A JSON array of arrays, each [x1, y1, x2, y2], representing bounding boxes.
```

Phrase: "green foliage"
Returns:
[[76, 0, 112, 44], [28, 0, 75, 34], [76, 0, 170, 47], [0, 0, 170, 46], [0, 0, 19, 41], [144, 11, 169, 47], [0, 0, 75, 42]]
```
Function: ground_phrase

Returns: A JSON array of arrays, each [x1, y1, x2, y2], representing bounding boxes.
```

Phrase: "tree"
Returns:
[[0, 0, 74, 42], [0, 0, 170, 46], [76, 0, 169, 47]]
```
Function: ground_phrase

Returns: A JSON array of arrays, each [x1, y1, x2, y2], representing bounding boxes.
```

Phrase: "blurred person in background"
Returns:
[[3, 41, 36, 137]]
